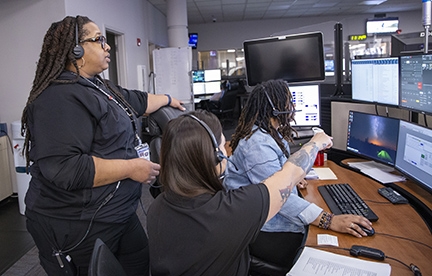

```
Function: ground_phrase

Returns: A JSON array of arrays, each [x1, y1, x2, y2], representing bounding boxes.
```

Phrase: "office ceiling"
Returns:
[[148, 0, 421, 24]]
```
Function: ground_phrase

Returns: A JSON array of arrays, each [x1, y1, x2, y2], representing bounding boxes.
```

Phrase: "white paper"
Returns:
[[317, 234, 338, 246], [287, 247, 391, 276], [313, 167, 338, 180]]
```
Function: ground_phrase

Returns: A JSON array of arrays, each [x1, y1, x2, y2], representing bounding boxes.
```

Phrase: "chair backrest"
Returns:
[[88, 238, 127, 276], [218, 88, 239, 111], [147, 106, 184, 197]]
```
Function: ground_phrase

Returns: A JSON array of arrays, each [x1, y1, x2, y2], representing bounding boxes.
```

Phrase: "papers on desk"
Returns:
[[287, 247, 391, 276], [305, 168, 338, 180], [347, 161, 405, 184]]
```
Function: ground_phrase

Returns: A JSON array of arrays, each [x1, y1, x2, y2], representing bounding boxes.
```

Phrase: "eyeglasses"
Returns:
[[80, 35, 107, 49]]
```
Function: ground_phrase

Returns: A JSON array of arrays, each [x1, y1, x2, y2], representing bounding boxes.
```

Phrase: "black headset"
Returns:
[[185, 114, 226, 164], [73, 17, 84, 59], [263, 85, 294, 117]]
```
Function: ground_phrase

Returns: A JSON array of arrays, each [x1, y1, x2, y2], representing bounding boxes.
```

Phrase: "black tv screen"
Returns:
[[243, 32, 325, 86]]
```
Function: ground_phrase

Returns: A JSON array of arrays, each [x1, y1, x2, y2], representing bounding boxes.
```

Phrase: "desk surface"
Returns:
[[302, 160, 432, 276]]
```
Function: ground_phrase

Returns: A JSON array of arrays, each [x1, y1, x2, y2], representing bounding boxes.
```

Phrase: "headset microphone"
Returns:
[[73, 17, 84, 59], [263, 86, 296, 117]]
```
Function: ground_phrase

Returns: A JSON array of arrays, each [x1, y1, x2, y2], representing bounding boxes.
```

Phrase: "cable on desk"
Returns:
[[301, 245, 423, 275], [375, 232, 432, 251]]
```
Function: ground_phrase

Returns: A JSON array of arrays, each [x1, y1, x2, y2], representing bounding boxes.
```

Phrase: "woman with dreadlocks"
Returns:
[[224, 79, 373, 272], [21, 15, 184, 276]]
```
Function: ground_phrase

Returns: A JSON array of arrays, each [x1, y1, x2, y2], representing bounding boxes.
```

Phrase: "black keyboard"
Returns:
[[318, 183, 379, 221]]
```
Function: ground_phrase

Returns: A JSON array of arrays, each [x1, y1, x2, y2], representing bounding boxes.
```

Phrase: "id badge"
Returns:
[[135, 142, 150, 160]]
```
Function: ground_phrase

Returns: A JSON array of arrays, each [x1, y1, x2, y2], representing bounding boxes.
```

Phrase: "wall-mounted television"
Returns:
[[366, 17, 399, 36], [243, 32, 325, 86], [188, 33, 198, 49]]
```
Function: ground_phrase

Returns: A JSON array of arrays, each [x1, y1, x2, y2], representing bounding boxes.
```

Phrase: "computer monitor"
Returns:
[[289, 84, 320, 127], [400, 54, 432, 114], [351, 57, 399, 106], [346, 111, 399, 166], [204, 69, 221, 82], [192, 70, 204, 82], [366, 17, 399, 36], [243, 32, 325, 86], [192, 82, 206, 95], [188, 33, 198, 49], [204, 81, 221, 94], [395, 120, 432, 193]]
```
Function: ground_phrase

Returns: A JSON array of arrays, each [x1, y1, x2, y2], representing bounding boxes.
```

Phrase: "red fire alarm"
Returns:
[[137, 38, 141, 46]]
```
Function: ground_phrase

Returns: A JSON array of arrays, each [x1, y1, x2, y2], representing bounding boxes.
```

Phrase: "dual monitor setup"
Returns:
[[351, 54, 432, 114], [192, 69, 222, 95], [347, 110, 432, 194]]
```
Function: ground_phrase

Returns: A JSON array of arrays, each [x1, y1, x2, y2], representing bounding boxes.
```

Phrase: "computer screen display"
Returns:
[[192, 70, 205, 83], [243, 32, 325, 86], [366, 17, 399, 36], [400, 54, 432, 114], [351, 57, 399, 106], [346, 111, 399, 166], [204, 69, 221, 82], [192, 82, 206, 95], [395, 120, 432, 193], [188, 33, 198, 49], [204, 81, 221, 94], [290, 84, 320, 127]]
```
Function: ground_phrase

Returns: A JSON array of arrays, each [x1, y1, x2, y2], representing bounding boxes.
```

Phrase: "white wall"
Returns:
[[189, 11, 422, 51]]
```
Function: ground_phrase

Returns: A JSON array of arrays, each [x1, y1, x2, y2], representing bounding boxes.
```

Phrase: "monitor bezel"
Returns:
[[243, 31, 325, 86], [399, 53, 432, 116], [351, 56, 400, 107], [346, 110, 400, 167], [289, 84, 321, 127], [395, 119, 432, 194]]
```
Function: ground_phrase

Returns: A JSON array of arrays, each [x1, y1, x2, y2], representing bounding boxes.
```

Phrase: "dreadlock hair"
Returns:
[[230, 79, 297, 158], [20, 15, 137, 169]]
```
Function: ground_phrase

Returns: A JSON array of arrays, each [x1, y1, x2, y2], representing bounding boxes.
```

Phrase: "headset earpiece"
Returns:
[[73, 19, 84, 59], [185, 114, 226, 164]]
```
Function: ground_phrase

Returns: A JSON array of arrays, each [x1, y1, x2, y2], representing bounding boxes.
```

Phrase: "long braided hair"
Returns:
[[230, 79, 297, 158], [20, 16, 135, 168]]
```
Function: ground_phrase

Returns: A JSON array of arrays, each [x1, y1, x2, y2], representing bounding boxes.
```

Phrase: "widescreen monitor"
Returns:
[[204, 81, 221, 94], [395, 120, 432, 193], [289, 84, 320, 127], [400, 54, 432, 114], [346, 111, 399, 166], [243, 32, 325, 86], [192, 82, 206, 95], [351, 57, 399, 106]]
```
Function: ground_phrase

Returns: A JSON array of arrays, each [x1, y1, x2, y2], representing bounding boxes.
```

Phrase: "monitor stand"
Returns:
[[293, 126, 314, 139]]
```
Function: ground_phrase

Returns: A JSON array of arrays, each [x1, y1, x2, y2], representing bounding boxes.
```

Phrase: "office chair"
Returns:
[[88, 238, 127, 276], [146, 106, 184, 198], [208, 85, 239, 125]]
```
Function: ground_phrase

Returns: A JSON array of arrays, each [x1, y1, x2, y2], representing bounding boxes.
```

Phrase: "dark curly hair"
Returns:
[[230, 79, 297, 158]]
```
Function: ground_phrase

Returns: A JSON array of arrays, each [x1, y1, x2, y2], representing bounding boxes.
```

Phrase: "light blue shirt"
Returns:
[[224, 126, 322, 233]]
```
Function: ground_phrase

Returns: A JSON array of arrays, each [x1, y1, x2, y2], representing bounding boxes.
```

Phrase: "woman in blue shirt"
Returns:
[[224, 79, 373, 271]]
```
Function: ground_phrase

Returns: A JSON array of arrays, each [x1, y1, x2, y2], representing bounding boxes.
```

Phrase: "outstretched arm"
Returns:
[[263, 132, 332, 222]]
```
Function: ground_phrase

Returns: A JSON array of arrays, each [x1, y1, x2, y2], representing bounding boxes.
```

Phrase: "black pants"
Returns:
[[26, 210, 149, 276], [250, 231, 304, 270]]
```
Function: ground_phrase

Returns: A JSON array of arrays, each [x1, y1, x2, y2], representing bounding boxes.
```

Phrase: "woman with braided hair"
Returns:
[[224, 79, 373, 273], [21, 15, 184, 275]]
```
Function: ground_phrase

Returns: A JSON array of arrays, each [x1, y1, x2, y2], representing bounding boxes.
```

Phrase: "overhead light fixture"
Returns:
[[360, 0, 387, 5], [227, 49, 236, 52]]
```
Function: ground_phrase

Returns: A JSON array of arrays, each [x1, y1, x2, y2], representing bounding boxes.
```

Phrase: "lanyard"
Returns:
[[81, 76, 143, 146]]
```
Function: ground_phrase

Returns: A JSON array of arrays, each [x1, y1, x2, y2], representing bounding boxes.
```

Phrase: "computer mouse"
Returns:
[[357, 224, 375, 236]]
